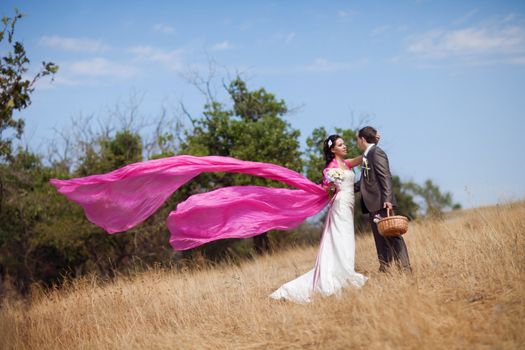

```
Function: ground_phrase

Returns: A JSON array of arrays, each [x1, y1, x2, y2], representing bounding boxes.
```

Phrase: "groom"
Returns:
[[355, 126, 411, 273]]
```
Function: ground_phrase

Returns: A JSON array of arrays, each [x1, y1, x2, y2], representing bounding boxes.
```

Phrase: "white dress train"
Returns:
[[269, 169, 367, 303]]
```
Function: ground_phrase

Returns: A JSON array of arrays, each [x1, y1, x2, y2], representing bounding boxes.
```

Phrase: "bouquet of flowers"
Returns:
[[325, 168, 345, 185]]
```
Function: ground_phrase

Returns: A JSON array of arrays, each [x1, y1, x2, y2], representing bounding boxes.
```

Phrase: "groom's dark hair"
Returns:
[[358, 126, 378, 144]]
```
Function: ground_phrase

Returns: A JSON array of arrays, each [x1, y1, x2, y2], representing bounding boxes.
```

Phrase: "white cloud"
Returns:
[[211, 40, 233, 51], [507, 56, 525, 64], [153, 23, 175, 34], [70, 58, 138, 78], [452, 9, 479, 26], [370, 26, 389, 37], [40, 35, 109, 53], [407, 19, 525, 60], [337, 9, 358, 23], [35, 75, 81, 90], [304, 58, 364, 72], [503, 13, 519, 23], [388, 56, 402, 64], [285, 32, 296, 44], [129, 46, 184, 71], [239, 20, 254, 31], [51, 76, 81, 86]]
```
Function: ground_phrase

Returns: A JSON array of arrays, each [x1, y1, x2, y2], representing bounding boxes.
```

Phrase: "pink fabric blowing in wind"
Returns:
[[50, 155, 329, 250]]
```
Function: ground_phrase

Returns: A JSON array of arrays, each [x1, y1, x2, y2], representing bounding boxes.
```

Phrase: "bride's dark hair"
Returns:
[[323, 134, 342, 167]]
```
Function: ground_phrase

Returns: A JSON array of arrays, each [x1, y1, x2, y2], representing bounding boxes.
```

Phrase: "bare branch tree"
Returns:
[[106, 89, 148, 133], [143, 106, 185, 159]]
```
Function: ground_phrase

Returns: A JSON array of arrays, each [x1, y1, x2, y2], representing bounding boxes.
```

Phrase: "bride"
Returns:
[[270, 135, 368, 303]]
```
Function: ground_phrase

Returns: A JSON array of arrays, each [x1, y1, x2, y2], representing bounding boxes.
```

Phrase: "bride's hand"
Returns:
[[323, 183, 334, 193]]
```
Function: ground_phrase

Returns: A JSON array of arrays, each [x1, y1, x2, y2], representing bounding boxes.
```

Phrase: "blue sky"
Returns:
[[2, 0, 525, 208]]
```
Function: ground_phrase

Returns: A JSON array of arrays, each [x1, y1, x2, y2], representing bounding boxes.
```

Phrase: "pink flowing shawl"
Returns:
[[50, 155, 330, 250]]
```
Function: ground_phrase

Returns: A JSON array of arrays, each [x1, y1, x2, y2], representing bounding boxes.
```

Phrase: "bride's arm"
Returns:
[[322, 183, 335, 193], [321, 168, 334, 192], [346, 155, 363, 168]]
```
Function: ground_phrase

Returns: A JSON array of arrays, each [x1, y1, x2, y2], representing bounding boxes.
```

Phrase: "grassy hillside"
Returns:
[[1, 202, 524, 349]]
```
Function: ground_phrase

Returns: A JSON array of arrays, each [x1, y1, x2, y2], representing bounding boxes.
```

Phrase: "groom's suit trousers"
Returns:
[[367, 207, 411, 271]]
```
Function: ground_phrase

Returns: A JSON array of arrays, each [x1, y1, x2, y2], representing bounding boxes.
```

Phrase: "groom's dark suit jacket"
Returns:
[[356, 145, 397, 214]]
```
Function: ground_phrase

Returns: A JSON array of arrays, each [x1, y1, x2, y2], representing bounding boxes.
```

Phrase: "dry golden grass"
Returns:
[[1, 202, 524, 349]]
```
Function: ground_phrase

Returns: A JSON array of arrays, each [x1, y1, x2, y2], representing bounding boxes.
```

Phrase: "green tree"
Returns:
[[182, 77, 302, 173], [75, 130, 142, 176], [65, 129, 166, 275], [391, 175, 419, 220], [0, 9, 58, 295], [33, 127, 171, 290], [0, 147, 70, 294], [0, 9, 58, 161], [0, 113, 186, 295], [180, 76, 303, 256], [406, 179, 461, 218]]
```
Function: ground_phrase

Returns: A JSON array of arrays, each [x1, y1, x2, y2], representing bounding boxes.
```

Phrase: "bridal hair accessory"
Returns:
[[327, 139, 333, 147], [375, 209, 408, 237]]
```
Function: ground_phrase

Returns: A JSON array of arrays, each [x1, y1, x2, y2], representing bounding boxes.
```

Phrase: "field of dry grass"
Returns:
[[1, 201, 524, 349]]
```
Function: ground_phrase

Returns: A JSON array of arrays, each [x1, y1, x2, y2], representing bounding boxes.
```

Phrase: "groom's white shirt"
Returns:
[[364, 144, 375, 157]]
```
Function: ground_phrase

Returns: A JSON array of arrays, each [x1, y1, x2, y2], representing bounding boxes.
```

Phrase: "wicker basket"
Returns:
[[377, 209, 408, 237]]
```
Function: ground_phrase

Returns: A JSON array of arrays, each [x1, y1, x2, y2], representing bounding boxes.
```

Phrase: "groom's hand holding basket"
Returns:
[[375, 206, 409, 237]]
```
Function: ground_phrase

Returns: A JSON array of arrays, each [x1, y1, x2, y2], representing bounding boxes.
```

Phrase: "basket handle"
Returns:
[[386, 208, 395, 217]]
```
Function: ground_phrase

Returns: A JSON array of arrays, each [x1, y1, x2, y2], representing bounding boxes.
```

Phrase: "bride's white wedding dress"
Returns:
[[270, 168, 367, 303]]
